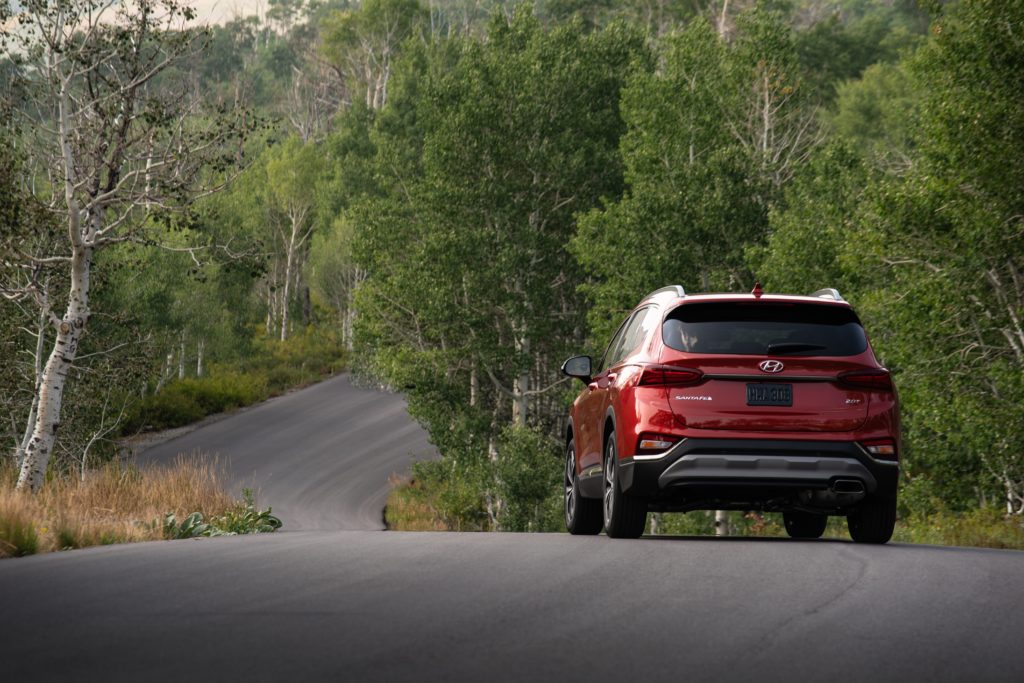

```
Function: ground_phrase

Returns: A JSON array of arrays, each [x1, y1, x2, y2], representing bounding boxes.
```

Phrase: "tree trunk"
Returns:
[[714, 509, 729, 536], [344, 299, 355, 353], [280, 217, 299, 342], [470, 366, 479, 408], [16, 244, 92, 491], [512, 336, 529, 427], [196, 339, 205, 378], [178, 333, 186, 380], [15, 305, 49, 469], [302, 286, 312, 327], [155, 350, 173, 393]]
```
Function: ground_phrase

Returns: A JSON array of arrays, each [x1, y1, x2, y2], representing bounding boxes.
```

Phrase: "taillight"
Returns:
[[862, 438, 897, 459], [638, 365, 703, 386], [838, 369, 893, 391]]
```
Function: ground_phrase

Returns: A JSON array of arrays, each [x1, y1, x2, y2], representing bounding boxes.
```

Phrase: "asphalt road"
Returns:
[[2, 375, 1024, 682], [134, 373, 439, 530]]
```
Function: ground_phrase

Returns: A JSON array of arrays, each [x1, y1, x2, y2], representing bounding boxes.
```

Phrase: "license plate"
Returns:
[[746, 383, 792, 406]]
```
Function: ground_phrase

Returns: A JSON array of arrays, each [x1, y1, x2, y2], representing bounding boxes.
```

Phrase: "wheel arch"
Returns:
[[603, 407, 617, 456]]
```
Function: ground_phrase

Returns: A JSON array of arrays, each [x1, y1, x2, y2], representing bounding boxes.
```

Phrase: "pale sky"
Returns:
[[187, 0, 265, 26]]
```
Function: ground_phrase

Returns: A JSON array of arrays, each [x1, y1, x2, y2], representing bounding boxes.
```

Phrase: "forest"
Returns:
[[2, 0, 1022, 544]]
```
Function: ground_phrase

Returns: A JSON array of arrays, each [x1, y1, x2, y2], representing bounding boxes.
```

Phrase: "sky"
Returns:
[[187, 0, 264, 26], [3, 1, 267, 33]]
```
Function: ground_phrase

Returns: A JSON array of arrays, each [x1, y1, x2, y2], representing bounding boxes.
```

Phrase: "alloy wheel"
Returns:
[[564, 447, 576, 524], [603, 441, 615, 525]]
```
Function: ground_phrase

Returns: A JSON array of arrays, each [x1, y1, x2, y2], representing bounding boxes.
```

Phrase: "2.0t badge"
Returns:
[[759, 360, 784, 373]]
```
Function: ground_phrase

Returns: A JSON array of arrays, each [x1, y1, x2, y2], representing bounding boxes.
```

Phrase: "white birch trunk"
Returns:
[[470, 366, 478, 408], [280, 244, 293, 342], [15, 305, 49, 469], [16, 244, 92, 491], [178, 334, 185, 380], [155, 350, 173, 393], [714, 509, 729, 536], [511, 336, 529, 427], [196, 339, 205, 378]]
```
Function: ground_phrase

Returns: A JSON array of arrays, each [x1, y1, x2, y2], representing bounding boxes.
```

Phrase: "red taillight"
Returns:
[[838, 369, 893, 391], [638, 365, 704, 386], [862, 438, 897, 459]]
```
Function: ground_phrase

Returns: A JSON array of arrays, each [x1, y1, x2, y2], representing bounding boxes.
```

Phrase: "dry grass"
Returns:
[[0, 454, 236, 558], [384, 475, 449, 531]]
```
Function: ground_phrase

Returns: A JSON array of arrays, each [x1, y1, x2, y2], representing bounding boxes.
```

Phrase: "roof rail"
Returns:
[[643, 285, 686, 300], [809, 288, 845, 302]]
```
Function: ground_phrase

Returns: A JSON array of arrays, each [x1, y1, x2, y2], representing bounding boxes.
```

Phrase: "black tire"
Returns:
[[602, 431, 647, 538], [847, 497, 896, 544], [565, 439, 602, 535], [783, 511, 828, 539]]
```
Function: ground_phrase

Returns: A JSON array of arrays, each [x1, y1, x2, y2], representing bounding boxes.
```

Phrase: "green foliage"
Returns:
[[756, 0, 1024, 513], [123, 329, 345, 433], [350, 5, 649, 525], [826, 60, 920, 168], [164, 489, 282, 538], [397, 459, 492, 531], [754, 140, 869, 293], [794, 1, 927, 100], [574, 9, 807, 341], [123, 372, 266, 433], [893, 508, 1024, 550], [493, 426, 562, 532]]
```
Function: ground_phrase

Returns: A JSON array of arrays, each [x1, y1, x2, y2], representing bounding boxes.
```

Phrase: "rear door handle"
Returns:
[[607, 373, 617, 382]]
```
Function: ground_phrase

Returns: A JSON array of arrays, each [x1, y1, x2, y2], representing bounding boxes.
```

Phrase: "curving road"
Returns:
[[133, 373, 438, 530], [2, 375, 1024, 682]]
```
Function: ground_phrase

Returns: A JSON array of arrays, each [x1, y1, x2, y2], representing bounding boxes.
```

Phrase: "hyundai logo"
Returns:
[[759, 360, 785, 373]]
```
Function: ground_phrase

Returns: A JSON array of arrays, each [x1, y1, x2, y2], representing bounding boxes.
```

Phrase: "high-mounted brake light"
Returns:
[[638, 365, 704, 387], [862, 439, 897, 459], [838, 369, 893, 391]]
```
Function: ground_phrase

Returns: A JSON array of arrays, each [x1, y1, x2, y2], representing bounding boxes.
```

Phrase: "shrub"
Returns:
[[123, 388, 205, 432], [385, 460, 491, 531], [165, 489, 283, 538], [494, 426, 562, 532]]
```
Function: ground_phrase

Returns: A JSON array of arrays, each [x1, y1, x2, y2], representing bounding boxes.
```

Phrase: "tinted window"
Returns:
[[599, 307, 655, 372], [662, 302, 868, 356], [598, 313, 634, 373], [611, 306, 658, 367]]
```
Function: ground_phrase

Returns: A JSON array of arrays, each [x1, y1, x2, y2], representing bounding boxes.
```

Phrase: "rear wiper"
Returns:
[[766, 343, 827, 355]]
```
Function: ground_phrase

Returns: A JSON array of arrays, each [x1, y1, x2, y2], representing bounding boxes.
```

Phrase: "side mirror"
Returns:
[[561, 355, 592, 383]]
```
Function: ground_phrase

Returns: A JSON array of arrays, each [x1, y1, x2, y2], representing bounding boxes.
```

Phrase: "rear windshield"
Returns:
[[663, 302, 868, 356]]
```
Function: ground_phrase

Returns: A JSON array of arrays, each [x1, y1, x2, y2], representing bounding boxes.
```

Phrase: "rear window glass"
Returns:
[[662, 302, 868, 356]]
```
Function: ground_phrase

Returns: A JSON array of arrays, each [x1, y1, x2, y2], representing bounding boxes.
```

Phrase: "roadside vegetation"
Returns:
[[0, 456, 280, 559], [3, 0, 1023, 551], [122, 331, 346, 433]]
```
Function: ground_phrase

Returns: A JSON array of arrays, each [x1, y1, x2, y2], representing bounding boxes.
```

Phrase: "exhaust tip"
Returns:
[[832, 479, 865, 494]]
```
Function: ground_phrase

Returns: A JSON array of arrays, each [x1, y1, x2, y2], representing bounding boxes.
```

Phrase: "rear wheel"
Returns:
[[847, 497, 896, 544], [565, 439, 602, 535], [602, 431, 647, 538], [783, 511, 827, 539]]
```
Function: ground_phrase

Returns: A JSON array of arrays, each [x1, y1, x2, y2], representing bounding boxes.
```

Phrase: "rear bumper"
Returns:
[[618, 437, 899, 499]]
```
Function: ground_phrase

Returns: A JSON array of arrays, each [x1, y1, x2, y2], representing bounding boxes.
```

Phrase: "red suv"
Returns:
[[561, 285, 900, 543]]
